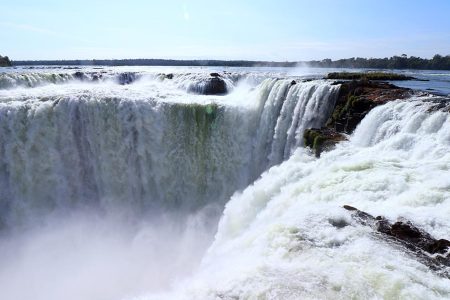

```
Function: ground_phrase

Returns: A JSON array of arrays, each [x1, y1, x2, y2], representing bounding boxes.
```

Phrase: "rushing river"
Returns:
[[0, 66, 449, 300]]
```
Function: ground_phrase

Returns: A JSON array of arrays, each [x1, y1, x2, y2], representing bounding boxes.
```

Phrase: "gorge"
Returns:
[[0, 67, 449, 299]]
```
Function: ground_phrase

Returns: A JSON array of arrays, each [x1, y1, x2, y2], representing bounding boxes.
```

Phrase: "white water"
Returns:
[[0, 70, 343, 299], [0, 68, 449, 299], [166, 99, 450, 299], [0, 73, 338, 225]]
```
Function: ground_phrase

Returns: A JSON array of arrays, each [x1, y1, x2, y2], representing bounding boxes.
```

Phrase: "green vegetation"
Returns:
[[11, 54, 450, 70], [329, 95, 357, 124], [326, 72, 414, 81], [0, 55, 11, 67], [192, 103, 218, 129], [310, 54, 450, 70], [304, 128, 347, 157], [13, 58, 298, 68], [332, 94, 373, 123], [303, 129, 327, 157], [327, 92, 375, 134]]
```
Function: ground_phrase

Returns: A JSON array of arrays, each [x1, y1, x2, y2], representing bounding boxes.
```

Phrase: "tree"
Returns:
[[0, 55, 12, 67]]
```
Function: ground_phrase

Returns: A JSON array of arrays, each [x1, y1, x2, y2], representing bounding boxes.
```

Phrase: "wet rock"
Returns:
[[327, 81, 413, 134], [165, 73, 173, 80], [428, 239, 450, 255], [73, 71, 87, 81], [117, 72, 136, 85], [303, 81, 413, 156], [188, 77, 228, 95], [74, 71, 104, 82], [91, 73, 102, 82], [343, 205, 450, 277], [303, 128, 346, 157], [329, 218, 349, 228], [290, 80, 297, 86], [426, 98, 450, 113], [210, 72, 221, 77]]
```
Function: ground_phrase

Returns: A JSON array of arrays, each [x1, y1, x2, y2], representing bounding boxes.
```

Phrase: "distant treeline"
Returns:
[[307, 54, 450, 70], [0, 55, 12, 67], [12, 59, 297, 68], [11, 54, 450, 70]]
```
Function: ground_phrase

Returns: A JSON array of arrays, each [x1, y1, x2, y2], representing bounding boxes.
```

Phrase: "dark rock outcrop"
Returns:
[[328, 80, 412, 134], [188, 77, 228, 95], [204, 77, 227, 95], [326, 72, 417, 81], [303, 128, 346, 157], [73, 71, 88, 81], [426, 97, 450, 113], [91, 73, 102, 82], [343, 205, 450, 277], [117, 72, 136, 85], [304, 80, 413, 156], [73, 71, 103, 82]]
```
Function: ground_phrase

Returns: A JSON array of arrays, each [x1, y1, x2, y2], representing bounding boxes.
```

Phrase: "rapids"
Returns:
[[0, 72, 338, 226], [0, 67, 448, 300], [177, 99, 450, 299]]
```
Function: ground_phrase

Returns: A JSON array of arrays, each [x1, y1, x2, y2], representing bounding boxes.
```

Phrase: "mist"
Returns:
[[0, 204, 221, 300]]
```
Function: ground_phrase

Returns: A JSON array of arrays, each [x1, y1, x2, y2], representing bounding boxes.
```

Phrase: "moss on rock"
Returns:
[[304, 128, 346, 157], [326, 72, 416, 81], [304, 80, 413, 157]]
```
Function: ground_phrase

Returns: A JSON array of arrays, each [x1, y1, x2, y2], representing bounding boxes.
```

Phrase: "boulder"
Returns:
[[188, 77, 228, 95], [73, 71, 87, 81], [343, 205, 450, 277], [117, 72, 136, 85], [303, 128, 346, 157], [91, 73, 102, 82]]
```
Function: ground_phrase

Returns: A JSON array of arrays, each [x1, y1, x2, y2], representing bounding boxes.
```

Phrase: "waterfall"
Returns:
[[0, 72, 75, 89], [184, 98, 450, 299], [1, 68, 449, 300], [0, 75, 338, 226], [251, 79, 338, 176]]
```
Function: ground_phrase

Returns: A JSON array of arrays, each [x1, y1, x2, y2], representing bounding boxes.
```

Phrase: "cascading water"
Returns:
[[251, 79, 338, 175], [0, 67, 448, 300], [173, 99, 450, 299], [0, 73, 338, 227], [0, 72, 75, 89], [0, 69, 340, 300]]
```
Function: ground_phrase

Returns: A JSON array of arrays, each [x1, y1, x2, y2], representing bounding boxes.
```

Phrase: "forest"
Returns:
[[10, 54, 450, 70]]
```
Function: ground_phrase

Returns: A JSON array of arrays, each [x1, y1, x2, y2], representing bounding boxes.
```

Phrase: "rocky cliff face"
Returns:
[[304, 80, 414, 156]]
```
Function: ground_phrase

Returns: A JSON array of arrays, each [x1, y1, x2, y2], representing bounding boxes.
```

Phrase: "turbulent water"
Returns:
[[0, 70, 338, 225], [176, 99, 450, 299], [0, 67, 449, 300]]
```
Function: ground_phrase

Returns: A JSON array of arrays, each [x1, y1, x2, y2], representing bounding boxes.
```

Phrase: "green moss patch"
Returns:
[[326, 72, 415, 81]]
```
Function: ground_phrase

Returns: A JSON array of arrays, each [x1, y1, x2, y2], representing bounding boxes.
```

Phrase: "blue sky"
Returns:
[[1, 0, 449, 60]]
